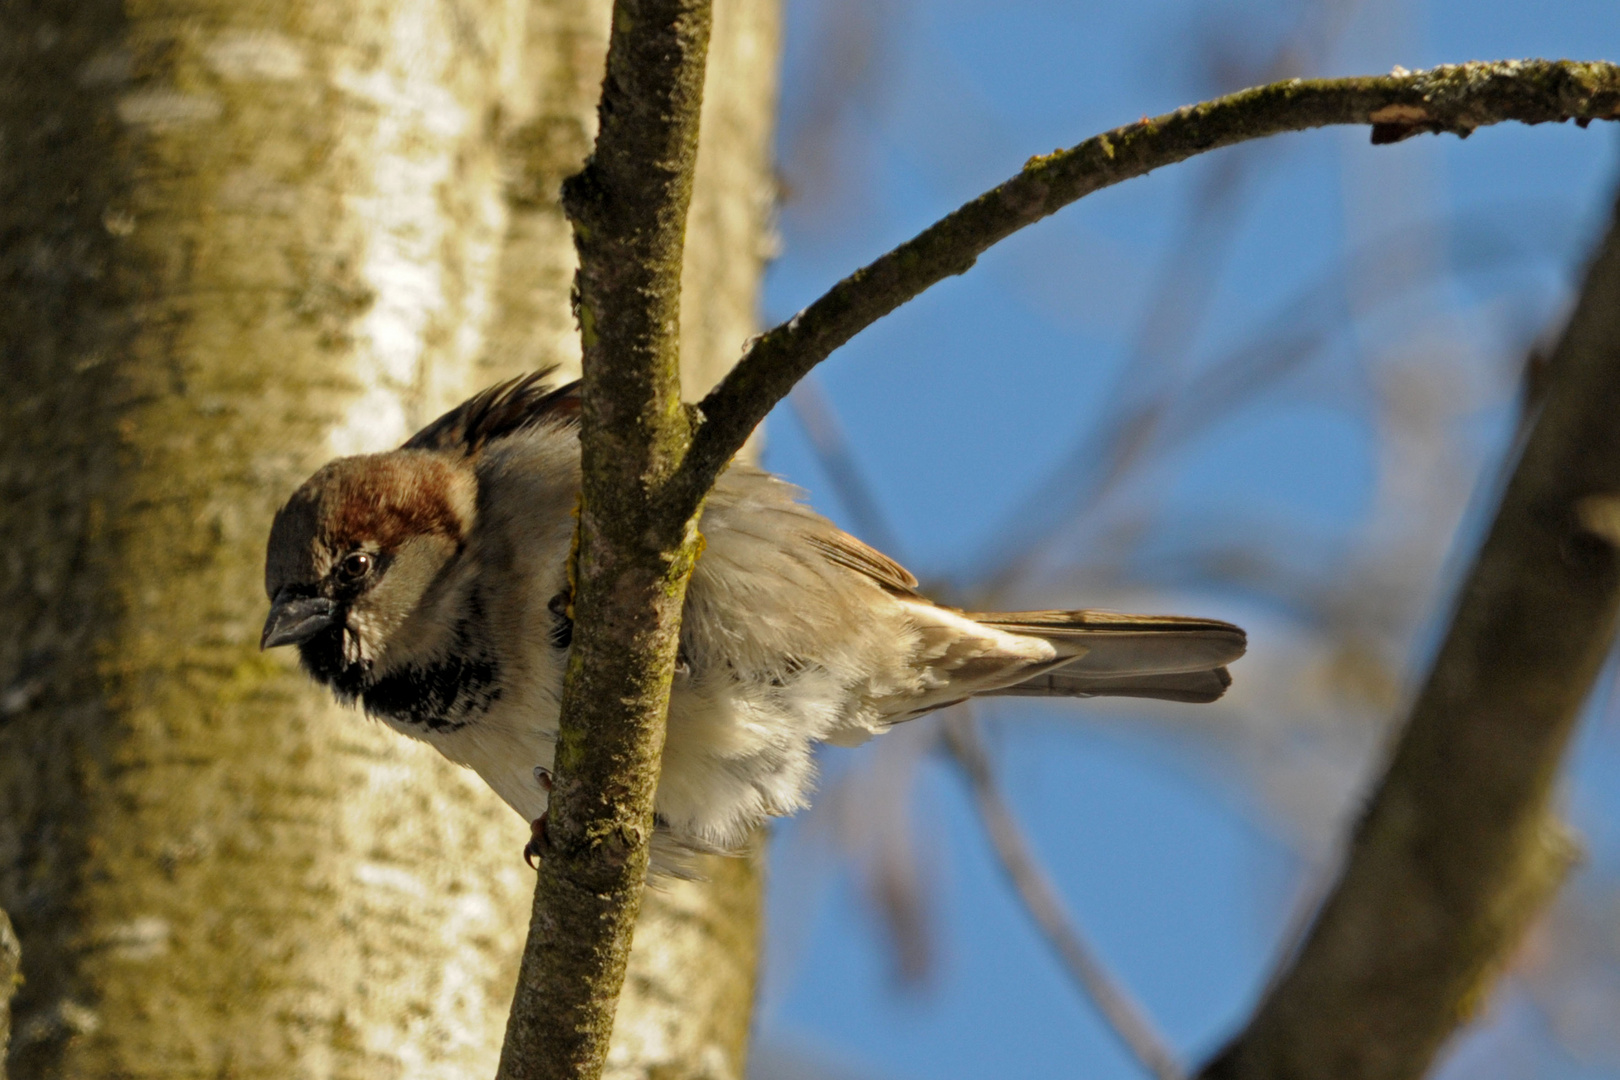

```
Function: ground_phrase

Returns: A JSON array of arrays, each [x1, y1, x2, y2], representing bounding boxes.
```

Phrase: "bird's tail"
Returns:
[[968, 609, 1247, 704]]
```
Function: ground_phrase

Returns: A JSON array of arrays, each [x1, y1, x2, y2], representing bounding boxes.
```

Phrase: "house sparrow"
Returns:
[[262, 371, 1246, 872]]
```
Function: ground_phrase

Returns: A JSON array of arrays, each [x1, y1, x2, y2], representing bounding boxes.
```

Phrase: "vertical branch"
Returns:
[[495, 1, 716, 1078], [1200, 192, 1620, 1080]]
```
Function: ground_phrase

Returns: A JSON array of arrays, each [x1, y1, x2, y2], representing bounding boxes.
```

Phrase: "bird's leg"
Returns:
[[524, 765, 555, 868], [547, 590, 574, 649], [524, 815, 549, 869]]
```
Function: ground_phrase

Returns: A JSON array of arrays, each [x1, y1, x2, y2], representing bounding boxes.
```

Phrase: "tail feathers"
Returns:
[[970, 609, 1246, 704], [981, 666, 1233, 704]]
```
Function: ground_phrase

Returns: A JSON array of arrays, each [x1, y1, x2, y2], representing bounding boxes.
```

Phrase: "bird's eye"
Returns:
[[338, 551, 374, 582]]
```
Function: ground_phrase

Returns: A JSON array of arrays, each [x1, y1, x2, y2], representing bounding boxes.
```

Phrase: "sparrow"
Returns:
[[262, 370, 1246, 873]]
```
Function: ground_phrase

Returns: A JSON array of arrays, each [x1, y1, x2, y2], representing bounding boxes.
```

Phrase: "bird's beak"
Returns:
[[260, 592, 336, 650]]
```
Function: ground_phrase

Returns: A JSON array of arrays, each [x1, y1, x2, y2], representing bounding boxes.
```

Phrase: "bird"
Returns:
[[261, 370, 1246, 873]]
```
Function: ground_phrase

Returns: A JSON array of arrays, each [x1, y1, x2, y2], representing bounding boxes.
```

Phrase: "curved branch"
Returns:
[[1199, 187, 1620, 1080], [679, 59, 1620, 496]]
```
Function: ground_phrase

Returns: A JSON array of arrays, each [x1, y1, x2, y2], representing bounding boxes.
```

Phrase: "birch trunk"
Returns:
[[1, 908, 15, 1080], [0, 1, 776, 1077]]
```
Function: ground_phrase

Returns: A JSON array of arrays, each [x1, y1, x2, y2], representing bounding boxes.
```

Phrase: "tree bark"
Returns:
[[0, 1, 775, 1077], [0, 3, 537, 1076], [491, 1, 776, 1077], [601, 0, 778, 1074], [1, 908, 16, 1080]]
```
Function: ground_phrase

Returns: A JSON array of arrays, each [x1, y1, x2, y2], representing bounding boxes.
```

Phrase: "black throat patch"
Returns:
[[300, 607, 502, 733], [360, 645, 502, 732]]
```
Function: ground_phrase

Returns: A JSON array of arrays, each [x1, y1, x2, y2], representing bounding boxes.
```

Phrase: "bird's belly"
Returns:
[[652, 666, 874, 852], [377, 675, 562, 824]]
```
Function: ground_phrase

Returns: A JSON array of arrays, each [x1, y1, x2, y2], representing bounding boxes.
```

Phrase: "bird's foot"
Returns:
[[547, 592, 573, 649], [524, 813, 549, 869], [532, 765, 553, 792]]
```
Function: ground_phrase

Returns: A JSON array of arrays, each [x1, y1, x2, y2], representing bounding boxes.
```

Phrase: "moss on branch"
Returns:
[[680, 59, 1620, 496], [495, 2, 715, 1079]]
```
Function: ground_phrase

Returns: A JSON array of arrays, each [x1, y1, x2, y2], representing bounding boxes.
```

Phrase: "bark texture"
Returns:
[[496, 0, 730, 1075], [0, 4, 533, 1077], [0, 1, 775, 1077], [600, 0, 778, 1074], [492, 0, 776, 1075], [1, 909, 16, 1080], [1199, 190, 1620, 1080]]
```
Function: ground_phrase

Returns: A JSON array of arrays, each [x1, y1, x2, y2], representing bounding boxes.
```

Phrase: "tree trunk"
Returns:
[[1, 908, 16, 1080], [0, 1, 775, 1077]]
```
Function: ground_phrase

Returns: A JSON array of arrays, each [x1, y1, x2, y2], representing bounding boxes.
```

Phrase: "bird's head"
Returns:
[[261, 451, 477, 695]]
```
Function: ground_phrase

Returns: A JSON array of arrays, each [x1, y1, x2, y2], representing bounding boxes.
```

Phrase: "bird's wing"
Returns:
[[802, 531, 919, 596], [403, 368, 581, 456]]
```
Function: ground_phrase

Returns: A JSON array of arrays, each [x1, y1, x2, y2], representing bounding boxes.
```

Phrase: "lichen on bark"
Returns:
[[2, 0, 777, 1077], [495, 0, 735, 1074], [3, 2, 560, 1076]]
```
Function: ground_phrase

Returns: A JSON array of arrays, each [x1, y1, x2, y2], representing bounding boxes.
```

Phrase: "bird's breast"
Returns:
[[360, 649, 503, 733]]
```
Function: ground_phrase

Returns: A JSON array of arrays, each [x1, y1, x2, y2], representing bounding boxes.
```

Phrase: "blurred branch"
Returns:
[[496, 0, 714, 1077], [683, 60, 1620, 496], [1, 908, 14, 1080], [777, 0, 905, 226], [1199, 187, 1620, 1080], [944, 711, 1185, 1080], [789, 376, 909, 558], [790, 376, 1182, 1059], [976, 204, 1567, 596]]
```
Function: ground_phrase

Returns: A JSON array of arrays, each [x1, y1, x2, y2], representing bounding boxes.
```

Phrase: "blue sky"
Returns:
[[747, 2, 1620, 1078]]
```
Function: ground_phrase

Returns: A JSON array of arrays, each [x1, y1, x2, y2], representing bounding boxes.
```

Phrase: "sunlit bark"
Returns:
[[0, 1, 775, 1077]]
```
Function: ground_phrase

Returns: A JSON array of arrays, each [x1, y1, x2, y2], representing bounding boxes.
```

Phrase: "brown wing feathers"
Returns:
[[804, 532, 919, 595], [403, 368, 581, 456], [801, 522, 1246, 702]]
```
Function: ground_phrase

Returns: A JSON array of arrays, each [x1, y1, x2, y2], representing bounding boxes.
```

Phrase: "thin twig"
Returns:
[[679, 60, 1620, 500], [944, 710, 1186, 1080]]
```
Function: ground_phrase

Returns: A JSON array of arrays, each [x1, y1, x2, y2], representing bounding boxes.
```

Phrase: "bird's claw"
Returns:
[[524, 812, 549, 869], [532, 765, 553, 792]]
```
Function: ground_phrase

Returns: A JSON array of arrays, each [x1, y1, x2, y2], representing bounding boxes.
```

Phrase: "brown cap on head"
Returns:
[[264, 451, 477, 599]]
